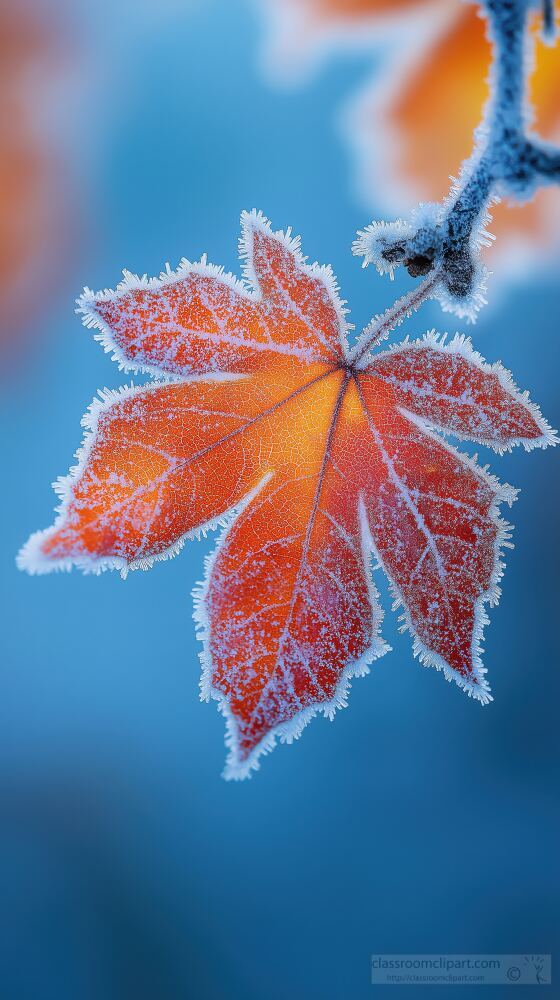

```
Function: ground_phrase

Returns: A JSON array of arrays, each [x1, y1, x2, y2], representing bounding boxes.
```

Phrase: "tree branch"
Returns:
[[354, 0, 560, 319]]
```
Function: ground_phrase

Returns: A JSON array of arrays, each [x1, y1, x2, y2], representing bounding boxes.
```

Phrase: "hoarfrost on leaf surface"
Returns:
[[18, 212, 557, 778]]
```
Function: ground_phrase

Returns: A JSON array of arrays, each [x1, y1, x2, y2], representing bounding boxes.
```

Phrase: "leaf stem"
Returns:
[[351, 272, 439, 367]]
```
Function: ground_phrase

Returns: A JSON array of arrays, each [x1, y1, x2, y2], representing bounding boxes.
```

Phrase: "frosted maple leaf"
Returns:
[[259, 0, 560, 275], [18, 212, 556, 777]]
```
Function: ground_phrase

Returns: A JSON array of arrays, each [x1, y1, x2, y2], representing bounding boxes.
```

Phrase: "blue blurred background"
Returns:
[[1, 1, 559, 997]]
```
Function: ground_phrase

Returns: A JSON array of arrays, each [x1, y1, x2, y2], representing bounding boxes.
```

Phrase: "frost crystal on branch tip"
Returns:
[[354, 219, 415, 280], [353, 202, 491, 322], [17, 211, 557, 778]]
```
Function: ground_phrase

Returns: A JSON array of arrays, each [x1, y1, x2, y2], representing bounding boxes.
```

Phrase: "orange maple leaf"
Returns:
[[18, 212, 556, 777]]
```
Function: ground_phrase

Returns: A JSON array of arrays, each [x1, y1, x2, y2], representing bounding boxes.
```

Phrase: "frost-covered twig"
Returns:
[[543, 0, 556, 37], [354, 0, 560, 319]]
